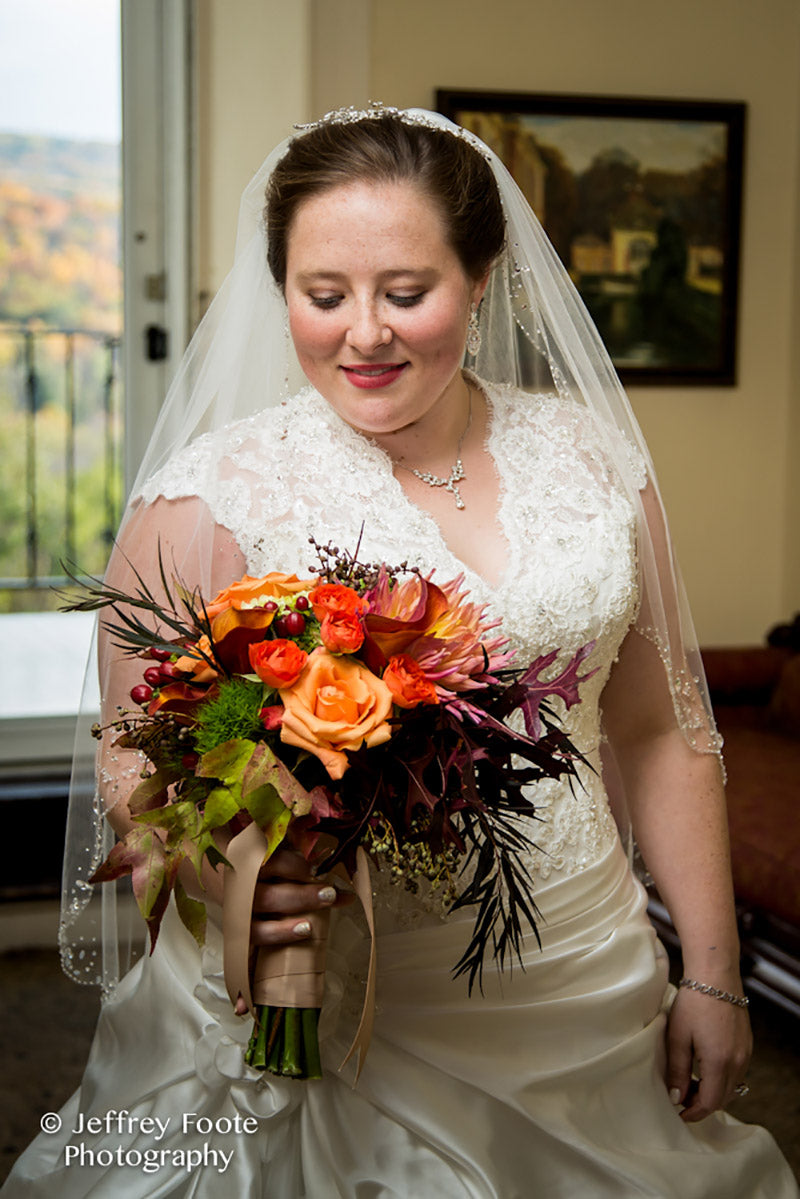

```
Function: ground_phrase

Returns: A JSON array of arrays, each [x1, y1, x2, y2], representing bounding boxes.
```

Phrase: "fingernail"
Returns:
[[293, 920, 311, 937], [669, 1087, 681, 1105], [318, 886, 337, 905]]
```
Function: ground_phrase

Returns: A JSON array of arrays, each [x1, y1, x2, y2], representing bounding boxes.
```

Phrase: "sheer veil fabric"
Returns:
[[60, 105, 721, 996], [10, 101, 798, 1199]]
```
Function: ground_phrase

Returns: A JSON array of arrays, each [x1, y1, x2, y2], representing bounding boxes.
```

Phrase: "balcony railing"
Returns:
[[0, 325, 124, 610]]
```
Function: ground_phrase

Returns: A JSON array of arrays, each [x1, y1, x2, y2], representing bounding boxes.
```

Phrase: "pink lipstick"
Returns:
[[341, 363, 408, 389]]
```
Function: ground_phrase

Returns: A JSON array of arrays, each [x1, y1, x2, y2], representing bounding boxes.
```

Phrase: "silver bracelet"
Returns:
[[678, 977, 749, 1008]]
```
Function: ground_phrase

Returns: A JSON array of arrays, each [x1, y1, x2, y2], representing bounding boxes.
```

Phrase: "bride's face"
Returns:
[[284, 179, 485, 438]]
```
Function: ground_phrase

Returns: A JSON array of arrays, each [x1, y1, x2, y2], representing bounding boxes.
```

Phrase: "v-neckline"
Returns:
[[318, 376, 513, 597]]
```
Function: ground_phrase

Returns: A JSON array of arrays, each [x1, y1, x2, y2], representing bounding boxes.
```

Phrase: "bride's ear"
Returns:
[[472, 270, 491, 308]]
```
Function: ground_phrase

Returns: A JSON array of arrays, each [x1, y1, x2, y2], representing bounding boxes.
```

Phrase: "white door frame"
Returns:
[[121, 0, 195, 493]]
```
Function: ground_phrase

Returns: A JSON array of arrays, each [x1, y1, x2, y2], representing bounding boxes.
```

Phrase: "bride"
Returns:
[[3, 105, 797, 1197]]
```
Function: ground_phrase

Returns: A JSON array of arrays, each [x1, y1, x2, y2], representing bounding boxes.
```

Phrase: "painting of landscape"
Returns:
[[438, 91, 745, 384]]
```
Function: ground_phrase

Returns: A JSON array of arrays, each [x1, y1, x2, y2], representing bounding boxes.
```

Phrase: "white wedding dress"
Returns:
[[5, 380, 797, 1197]]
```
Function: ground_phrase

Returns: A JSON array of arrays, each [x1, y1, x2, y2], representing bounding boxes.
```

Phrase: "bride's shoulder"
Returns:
[[476, 376, 590, 441], [476, 376, 646, 490], [137, 387, 325, 505]]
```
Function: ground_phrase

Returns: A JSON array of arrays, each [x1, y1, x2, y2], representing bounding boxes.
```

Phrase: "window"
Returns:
[[0, 0, 194, 768]]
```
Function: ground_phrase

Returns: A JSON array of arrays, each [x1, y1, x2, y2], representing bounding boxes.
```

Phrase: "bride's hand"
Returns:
[[665, 985, 752, 1122], [250, 846, 352, 946], [232, 847, 354, 1016]]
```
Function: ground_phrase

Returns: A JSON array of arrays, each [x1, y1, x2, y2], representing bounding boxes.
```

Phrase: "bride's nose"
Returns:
[[345, 302, 392, 355]]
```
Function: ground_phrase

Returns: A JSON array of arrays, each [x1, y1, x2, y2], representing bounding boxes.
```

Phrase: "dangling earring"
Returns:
[[466, 304, 482, 357]]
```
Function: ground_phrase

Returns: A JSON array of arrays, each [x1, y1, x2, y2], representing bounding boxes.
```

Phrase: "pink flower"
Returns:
[[366, 570, 512, 694], [259, 705, 284, 731]]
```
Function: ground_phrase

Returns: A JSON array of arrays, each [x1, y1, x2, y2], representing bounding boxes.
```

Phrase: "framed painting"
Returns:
[[437, 90, 746, 385]]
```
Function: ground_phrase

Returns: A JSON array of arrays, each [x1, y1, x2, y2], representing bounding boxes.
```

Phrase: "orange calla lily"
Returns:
[[147, 681, 215, 721], [209, 606, 277, 674], [363, 576, 450, 662]]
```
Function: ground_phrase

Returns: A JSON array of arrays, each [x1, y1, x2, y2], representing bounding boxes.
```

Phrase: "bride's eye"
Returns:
[[309, 295, 343, 310], [388, 292, 424, 308]]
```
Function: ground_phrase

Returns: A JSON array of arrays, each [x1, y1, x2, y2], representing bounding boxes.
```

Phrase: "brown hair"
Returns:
[[265, 115, 505, 291]]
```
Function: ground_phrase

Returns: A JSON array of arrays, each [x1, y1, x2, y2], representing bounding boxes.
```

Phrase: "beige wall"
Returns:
[[196, 0, 800, 646], [195, 0, 313, 299]]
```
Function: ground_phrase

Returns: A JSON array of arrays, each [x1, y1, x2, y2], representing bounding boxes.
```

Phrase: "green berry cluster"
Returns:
[[364, 814, 460, 904]]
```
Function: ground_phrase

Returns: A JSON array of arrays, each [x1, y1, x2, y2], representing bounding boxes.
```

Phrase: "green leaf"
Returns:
[[90, 825, 167, 922], [174, 877, 206, 947], [242, 742, 313, 817], [261, 801, 292, 861], [128, 767, 180, 815], [243, 782, 285, 829], [201, 785, 242, 831], [134, 802, 203, 867], [197, 739, 256, 789], [194, 829, 231, 873]]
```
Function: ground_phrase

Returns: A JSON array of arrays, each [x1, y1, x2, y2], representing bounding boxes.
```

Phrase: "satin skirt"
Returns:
[[3, 839, 797, 1198]]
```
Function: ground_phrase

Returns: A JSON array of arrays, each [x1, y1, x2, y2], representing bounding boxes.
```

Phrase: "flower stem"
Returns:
[[281, 1008, 303, 1077], [248, 1007, 268, 1068], [302, 1008, 322, 1079], [244, 1004, 322, 1079], [267, 1007, 283, 1073]]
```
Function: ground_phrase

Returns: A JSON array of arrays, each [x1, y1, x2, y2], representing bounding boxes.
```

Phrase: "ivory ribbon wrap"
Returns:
[[222, 822, 377, 1080]]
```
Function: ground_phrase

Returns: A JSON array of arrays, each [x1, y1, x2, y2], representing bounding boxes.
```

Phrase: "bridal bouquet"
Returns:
[[62, 536, 594, 1079]]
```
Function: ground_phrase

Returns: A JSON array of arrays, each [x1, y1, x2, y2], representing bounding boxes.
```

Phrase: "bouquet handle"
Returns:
[[222, 823, 377, 1080]]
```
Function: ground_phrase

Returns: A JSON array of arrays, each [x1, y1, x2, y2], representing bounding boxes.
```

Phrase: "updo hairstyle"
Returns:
[[265, 115, 505, 291]]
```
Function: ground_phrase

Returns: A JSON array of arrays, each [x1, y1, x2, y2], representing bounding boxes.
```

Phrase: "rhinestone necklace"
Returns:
[[394, 382, 472, 510]]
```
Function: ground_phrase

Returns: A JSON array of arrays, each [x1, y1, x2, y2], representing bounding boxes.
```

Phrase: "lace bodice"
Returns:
[[141, 378, 640, 881]]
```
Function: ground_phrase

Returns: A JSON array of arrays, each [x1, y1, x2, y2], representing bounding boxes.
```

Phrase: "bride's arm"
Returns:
[[601, 628, 751, 1123], [97, 494, 345, 935], [97, 495, 247, 908]]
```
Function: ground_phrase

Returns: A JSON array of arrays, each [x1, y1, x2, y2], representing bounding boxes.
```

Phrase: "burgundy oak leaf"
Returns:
[[518, 643, 597, 741]]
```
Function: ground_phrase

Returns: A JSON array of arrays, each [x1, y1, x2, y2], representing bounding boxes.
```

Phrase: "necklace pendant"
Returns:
[[399, 383, 472, 510], [446, 458, 466, 509]]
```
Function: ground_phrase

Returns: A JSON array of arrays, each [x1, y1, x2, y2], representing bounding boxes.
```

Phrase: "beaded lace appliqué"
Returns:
[[141, 381, 641, 894]]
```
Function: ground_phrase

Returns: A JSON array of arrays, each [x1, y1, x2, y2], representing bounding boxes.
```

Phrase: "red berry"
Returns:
[[181, 751, 200, 771], [282, 611, 306, 636], [143, 666, 162, 687], [159, 661, 182, 682], [264, 600, 279, 613], [294, 596, 310, 612], [130, 684, 153, 705], [149, 646, 172, 662], [273, 615, 289, 637]]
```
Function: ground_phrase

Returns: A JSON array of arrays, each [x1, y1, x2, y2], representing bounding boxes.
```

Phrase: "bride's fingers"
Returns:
[[253, 880, 341, 915], [249, 910, 327, 947], [258, 847, 315, 883]]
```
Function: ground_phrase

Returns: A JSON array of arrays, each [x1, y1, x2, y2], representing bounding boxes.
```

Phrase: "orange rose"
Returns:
[[383, 654, 440, 709], [174, 634, 218, 685], [205, 572, 314, 620], [248, 639, 308, 689], [279, 649, 393, 779], [309, 583, 368, 621], [319, 611, 364, 654]]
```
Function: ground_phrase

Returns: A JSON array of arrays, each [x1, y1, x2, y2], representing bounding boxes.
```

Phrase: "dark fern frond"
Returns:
[[58, 541, 223, 667]]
